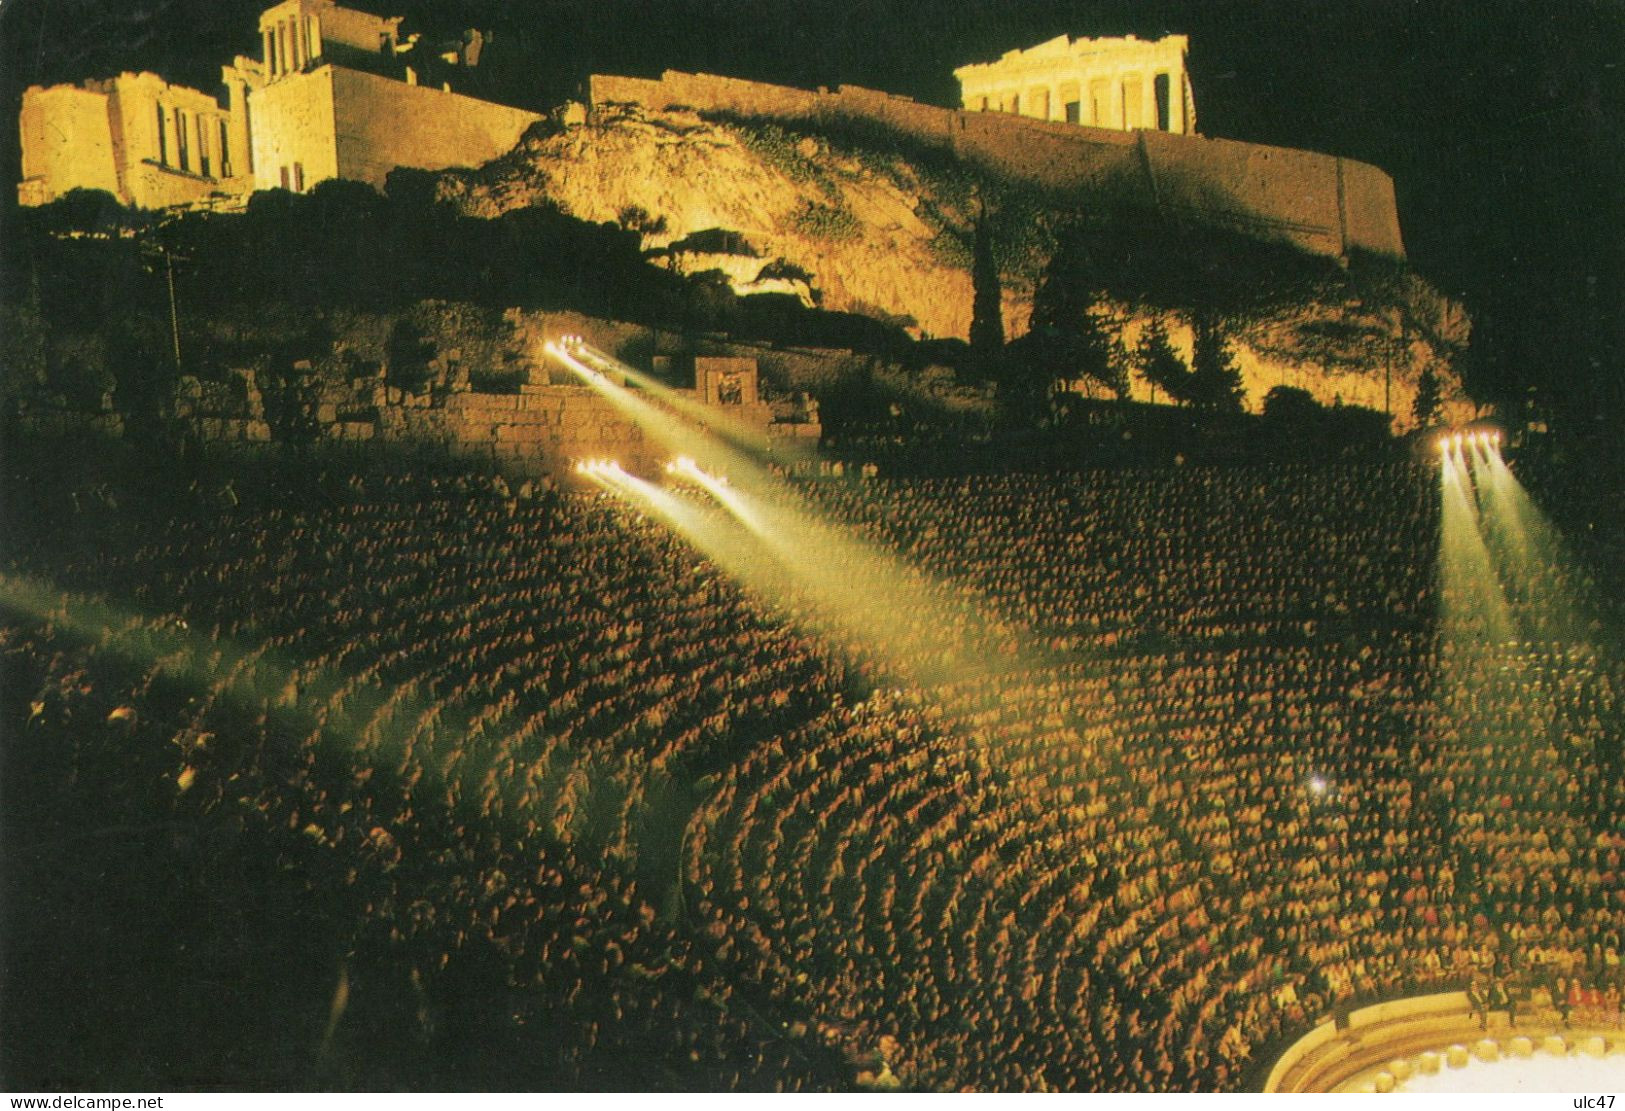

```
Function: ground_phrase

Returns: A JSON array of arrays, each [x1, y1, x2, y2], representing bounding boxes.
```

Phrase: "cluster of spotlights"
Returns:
[[665, 456, 728, 487], [1437, 429, 1501, 455], [574, 458, 625, 477], [557, 334, 585, 352]]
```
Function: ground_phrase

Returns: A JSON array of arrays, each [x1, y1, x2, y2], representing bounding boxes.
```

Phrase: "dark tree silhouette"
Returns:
[[968, 202, 1004, 379], [1187, 314, 1245, 412], [1412, 364, 1442, 427], [1007, 225, 1126, 423], [1135, 318, 1191, 405]]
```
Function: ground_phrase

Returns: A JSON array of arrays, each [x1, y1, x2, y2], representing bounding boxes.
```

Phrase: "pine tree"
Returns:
[[1136, 318, 1191, 404], [1188, 315, 1246, 412], [1008, 225, 1124, 422]]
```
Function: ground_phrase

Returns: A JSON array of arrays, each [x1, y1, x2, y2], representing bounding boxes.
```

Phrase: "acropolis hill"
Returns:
[[435, 83, 1462, 425], [11, 5, 1471, 446], [585, 66, 1404, 263]]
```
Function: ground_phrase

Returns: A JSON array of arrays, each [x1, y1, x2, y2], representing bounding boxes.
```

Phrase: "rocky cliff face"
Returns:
[[439, 105, 1006, 341], [425, 105, 1472, 428]]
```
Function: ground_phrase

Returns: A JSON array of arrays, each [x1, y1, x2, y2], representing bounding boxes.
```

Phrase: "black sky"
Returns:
[[2, 0, 1621, 422]]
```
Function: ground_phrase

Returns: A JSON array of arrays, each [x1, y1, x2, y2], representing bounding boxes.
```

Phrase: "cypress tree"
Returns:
[[969, 203, 1005, 369]]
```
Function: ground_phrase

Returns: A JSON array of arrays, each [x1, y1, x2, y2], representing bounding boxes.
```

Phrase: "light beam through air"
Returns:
[[548, 340, 1026, 687], [1437, 436, 1515, 647], [1467, 433, 1598, 645]]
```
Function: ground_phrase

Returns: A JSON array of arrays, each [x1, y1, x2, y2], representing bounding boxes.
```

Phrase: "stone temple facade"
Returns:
[[955, 34, 1196, 136], [17, 0, 542, 210], [17, 71, 251, 210]]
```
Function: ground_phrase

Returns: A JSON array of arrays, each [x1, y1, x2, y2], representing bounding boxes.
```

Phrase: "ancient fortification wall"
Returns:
[[589, 71, 1405, 259], [331, 69, 543, 189], [17, 385, 652, 479], [18, 85, 120, 206], [251, 68, 340, 192], [245, 66, 544, 194], [379, 386, 653, 473]]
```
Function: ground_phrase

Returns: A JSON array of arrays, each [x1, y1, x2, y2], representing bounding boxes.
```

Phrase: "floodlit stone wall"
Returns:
[[250, 66, 340, 193], [1337, 158, 1406, 265], [407, 387, 653, 472], [330, 68, 543, 189], [18, 85, 119, 205], [589, 70, 1406, 259], [1139, 127, 1344, 255], [247, 65, 541, 195], [954, 34, 1195, 136]]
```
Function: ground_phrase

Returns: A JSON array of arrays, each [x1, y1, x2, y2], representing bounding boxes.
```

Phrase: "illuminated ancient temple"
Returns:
[[17, 0, 540, 210], [954, 34, 1196, 135]]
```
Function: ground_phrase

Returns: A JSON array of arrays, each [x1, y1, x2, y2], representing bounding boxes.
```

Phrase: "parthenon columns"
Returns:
[[955, 35, 1195, 136], [979, 67, 1186, 131]]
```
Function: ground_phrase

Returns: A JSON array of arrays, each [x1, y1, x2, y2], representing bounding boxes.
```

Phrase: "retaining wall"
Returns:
[[590, 70, 1404, 259]]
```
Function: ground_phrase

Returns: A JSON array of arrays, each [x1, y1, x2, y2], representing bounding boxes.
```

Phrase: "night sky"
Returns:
[[2, 0, 1621, 425]]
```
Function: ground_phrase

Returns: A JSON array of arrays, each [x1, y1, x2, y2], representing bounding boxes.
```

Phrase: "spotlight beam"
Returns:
[[546, 343, 1032, 688], [574, 344, 794, 461], [1438, 444, 1516, 646], [546, 342, 738, 475], [1470, 438, 1598, 644]]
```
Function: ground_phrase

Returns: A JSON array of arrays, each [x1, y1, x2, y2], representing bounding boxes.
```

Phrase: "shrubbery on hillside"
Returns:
[[0, 180, 918, 407]]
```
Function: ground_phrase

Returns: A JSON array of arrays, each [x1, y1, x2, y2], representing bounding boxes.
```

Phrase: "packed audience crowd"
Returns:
[[2, 455, 1620, 1091]]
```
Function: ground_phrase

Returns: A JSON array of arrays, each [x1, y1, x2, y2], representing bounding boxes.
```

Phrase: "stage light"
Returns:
[[667, 455, 730, 489], [1309, 775, 1328, 796], [574, 458, 626, 479]]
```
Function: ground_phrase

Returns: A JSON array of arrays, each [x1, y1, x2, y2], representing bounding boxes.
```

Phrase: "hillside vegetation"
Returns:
[[2, 106, 1473, 442], [439, 106, 1471, 428]]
